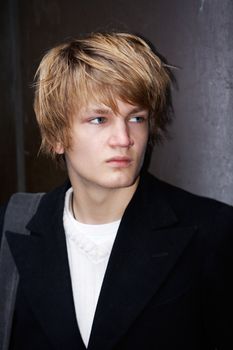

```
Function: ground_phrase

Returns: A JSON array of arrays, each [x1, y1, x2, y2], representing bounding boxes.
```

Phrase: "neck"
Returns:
[[71, 179, 139, 224]]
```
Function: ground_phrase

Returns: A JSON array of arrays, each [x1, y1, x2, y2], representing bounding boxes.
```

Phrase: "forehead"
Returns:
[[69, 73, 151, 117]]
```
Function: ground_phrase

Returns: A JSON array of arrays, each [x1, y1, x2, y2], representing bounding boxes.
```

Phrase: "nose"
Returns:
[[108, 120, 134, 148]]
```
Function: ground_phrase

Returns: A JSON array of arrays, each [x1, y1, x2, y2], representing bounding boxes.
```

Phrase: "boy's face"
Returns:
[[56, 99, 149, 192]]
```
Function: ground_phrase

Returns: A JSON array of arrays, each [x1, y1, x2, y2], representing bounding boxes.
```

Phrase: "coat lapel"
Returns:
[[6, 183, 86, 350], [88, 173, 197, 350]]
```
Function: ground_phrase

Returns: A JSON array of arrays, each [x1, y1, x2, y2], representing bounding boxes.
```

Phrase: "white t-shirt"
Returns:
[[63, 188, 121, 347]]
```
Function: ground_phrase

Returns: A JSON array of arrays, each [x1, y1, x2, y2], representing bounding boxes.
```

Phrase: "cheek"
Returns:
[[134, 129, 149, 149], [67, 139, 102, 165]]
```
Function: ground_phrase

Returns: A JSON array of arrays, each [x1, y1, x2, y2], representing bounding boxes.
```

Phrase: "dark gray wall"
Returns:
[[1, 0, 232, 204], [150, 0, 233, 205]]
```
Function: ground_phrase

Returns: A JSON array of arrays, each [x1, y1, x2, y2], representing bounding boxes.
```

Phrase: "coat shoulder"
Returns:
[[0, 180, 70, 246], [0, 203, 8, 246], [147, 172, 233, 220], [145, 172, 233, 243]]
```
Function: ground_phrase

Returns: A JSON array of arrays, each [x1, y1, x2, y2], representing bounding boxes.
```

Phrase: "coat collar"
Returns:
[[6, 173, 196, 350]]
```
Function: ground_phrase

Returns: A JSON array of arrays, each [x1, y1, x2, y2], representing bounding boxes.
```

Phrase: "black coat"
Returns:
[[1, 172, 233, 350]]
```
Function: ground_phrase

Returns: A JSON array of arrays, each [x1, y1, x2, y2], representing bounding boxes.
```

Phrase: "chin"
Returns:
[[103, 172, 139, 189]]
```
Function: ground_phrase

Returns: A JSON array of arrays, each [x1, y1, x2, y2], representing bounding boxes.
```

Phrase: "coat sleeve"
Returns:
[[202, 203, 233, 349]]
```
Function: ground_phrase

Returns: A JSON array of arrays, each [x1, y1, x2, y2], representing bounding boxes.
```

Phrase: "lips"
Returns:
[[106, 156, 132, 167]]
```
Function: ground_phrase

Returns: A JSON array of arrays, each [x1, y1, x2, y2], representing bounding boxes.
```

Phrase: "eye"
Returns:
[[129, 116, 147, 123], [89, 117, 107, 124]]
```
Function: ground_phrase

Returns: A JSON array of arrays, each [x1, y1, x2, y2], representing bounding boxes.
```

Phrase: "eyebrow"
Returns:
[[128, 107, 147, 114], [86, 106, 147, 115], [87, 108, 112, 115]]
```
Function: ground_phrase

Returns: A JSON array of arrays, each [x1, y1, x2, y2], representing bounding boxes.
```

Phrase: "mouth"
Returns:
[[106, 156, 132, 168]]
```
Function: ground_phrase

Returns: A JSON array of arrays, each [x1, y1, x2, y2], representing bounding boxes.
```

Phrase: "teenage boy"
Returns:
[[0, 32, 233, 350]]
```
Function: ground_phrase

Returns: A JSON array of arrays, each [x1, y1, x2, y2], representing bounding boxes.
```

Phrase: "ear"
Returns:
[[54, 142, 64, 154]]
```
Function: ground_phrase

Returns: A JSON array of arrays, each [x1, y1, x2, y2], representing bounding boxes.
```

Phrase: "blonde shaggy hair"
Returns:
[[34, 32, 173, 161]]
